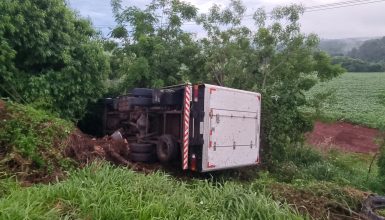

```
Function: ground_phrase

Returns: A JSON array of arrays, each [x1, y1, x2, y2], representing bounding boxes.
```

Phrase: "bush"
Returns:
[[273, 161, 302, 183], [304, 161, 337, 181], [0, 0, 110, 120], [0, 101, 74, 178]]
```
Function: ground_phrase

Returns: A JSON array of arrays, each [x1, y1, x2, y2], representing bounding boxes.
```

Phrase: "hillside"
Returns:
[[319, 37, 376, 56]]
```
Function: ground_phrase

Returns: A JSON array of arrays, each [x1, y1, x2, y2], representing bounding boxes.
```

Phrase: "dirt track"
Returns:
[[307, 121, 381, 153]]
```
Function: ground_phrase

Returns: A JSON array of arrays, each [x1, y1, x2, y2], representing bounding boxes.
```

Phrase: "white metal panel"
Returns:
[[201, 84, 261, 172]]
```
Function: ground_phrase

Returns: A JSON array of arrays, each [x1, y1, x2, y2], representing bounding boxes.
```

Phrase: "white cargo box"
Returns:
[[199, 84, 261, 171]]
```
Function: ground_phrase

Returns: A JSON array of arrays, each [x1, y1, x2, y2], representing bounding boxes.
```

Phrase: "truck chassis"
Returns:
[[103, 84, 261, 172]]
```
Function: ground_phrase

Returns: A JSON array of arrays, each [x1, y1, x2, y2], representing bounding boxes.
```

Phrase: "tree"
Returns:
[[332, 56, 384, 72], [108, 0, 344, 162], [349, 37, 385, 62], [109, 0, 204, 92], [0, 0, 110, 120], [196, 0, 255, 88], [197, 1, 344, 162]]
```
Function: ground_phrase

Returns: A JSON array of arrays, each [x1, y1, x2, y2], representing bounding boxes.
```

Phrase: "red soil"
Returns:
[[307, 121, 381, 153]]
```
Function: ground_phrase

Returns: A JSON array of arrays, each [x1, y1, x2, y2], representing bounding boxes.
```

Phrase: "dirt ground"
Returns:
[[307, 121, 381, 153], [65, 130, 161, 173]]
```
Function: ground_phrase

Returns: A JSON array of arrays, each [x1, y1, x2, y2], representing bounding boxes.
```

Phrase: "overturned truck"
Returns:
[[103, 84, 261, 172]]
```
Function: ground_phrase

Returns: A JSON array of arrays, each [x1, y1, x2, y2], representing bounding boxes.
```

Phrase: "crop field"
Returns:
[[305, 72, 385, 128]]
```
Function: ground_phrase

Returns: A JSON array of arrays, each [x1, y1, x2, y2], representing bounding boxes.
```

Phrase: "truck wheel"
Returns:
[[156, 135, 178, 163], [132, 88, 153, 97], [132, 97, 152, 106], [130, 152, 157, 163], [130, 143, 155, 153]]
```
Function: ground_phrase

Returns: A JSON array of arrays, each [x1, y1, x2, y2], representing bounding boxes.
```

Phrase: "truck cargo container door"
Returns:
[[202, 85, 261, 171]]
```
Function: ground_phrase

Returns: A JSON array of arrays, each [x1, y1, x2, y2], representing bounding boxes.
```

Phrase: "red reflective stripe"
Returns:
[[182, 85, 191, 170]]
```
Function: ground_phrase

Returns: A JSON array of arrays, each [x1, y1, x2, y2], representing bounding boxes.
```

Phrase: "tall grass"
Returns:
[[273, 145, 384, 194], [0, 162, 305, 220]]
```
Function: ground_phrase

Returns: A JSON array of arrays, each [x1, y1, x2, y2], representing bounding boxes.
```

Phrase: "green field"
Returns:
[[305, 72, 385, 128]]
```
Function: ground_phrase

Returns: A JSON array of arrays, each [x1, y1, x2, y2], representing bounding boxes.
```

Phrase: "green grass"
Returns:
[[0, 162, 305, 220], [305, 72, 385, 128], [274, 145, 384, 194], [0, 101, 74, 178], [1, 146, 383, 219]]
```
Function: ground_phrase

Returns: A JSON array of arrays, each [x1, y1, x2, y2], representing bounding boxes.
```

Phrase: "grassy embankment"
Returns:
[[0, 81, 384, 219], [0, 148, 382, 219]]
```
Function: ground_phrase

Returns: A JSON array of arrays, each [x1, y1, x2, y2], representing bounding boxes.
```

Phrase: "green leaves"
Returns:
[[109, 0, 200, 92], [197, 2, 344, 162], [0, 0, 110, 120]]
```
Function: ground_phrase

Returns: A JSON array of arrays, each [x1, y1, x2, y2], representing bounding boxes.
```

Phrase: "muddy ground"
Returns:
[[307, 121, 381, 153]]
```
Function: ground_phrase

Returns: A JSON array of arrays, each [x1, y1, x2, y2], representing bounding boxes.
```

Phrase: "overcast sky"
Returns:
[[68, 0, 385, 39]]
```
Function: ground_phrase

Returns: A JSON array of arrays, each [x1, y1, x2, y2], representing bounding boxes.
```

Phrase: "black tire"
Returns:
[[130, 152, 157, 163], [161, 93, 176, 105], [156, 135, 178, 163], [131, 97, 152, 106], [132, 88, 153, 97], [130, 143, 155, 153]]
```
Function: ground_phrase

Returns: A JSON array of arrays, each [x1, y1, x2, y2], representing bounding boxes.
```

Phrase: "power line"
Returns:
[[305, 0, 370, 9], [240, 0, 385, 17], [92, 0, 385, 28], [305, 0, 385, 12]]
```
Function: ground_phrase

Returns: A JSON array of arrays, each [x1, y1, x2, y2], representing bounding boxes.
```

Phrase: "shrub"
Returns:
[[0, 0, 110, 120], [0, 101, 74, 178], [304, 161, 337, 181], [273, 161, 303, 183]]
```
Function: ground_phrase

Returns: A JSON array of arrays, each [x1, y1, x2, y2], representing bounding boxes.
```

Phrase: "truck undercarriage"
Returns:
[[102, 84, 261, 172]]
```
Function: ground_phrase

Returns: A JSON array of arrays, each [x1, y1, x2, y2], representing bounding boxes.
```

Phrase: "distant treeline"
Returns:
[[332, 56, 385, 72], [322, 37, 385, 72]]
